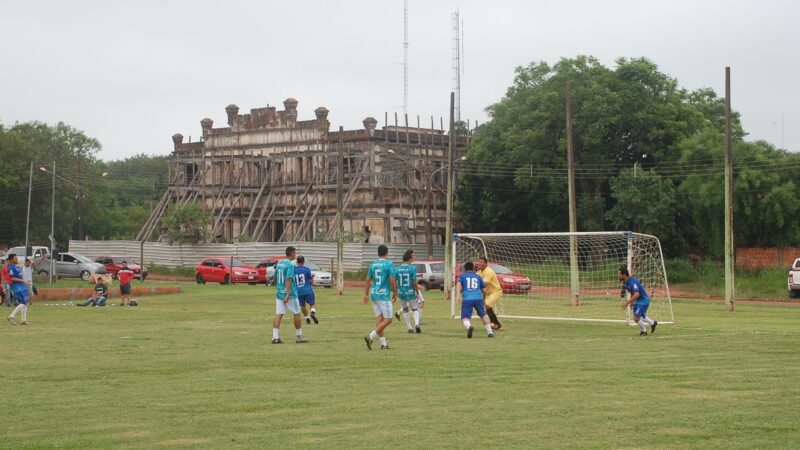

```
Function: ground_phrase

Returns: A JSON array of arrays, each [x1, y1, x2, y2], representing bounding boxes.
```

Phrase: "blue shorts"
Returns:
[[461, 298, 485, 319], [299, 291, 315, 307], [633, 302, 650, 319], [12, 289, 29, 305]]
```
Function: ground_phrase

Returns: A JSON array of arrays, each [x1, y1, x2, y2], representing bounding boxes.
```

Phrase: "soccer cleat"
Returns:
[[639, 331, 647, 336], [310, 311, 319, 324], [271, 338, 283, 344], [380, 344, 391, 350], [296, 336, 309, 343], [20, 321, 29, 325], [651, 321, 658, 334], [415, 325, 422, 334], [487, 333, 494, 338], [407, 328, 415, 334], [305, 318, 311, 325], [364, 335, 373, 350], [6, 316, 16, 325], [394, 311, 401, 320], [467, 326, 474, 339]]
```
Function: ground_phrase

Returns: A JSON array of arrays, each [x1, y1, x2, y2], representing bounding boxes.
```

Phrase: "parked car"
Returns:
[[293, 259, 333, 288], [195, 257, 259, 285], [256, 256, 283, 284], [0, 245, 49, 264], [413, 259, 445, 290], [38, 252, 107, 281], [789, 257, 800, 298], [94, 256, 148, 281], [455, 261, 532, 294]]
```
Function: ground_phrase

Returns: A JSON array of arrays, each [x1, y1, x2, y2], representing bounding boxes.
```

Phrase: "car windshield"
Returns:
[[230, 259, 247, 267], [430, 263, 444, 272], [112, 257, 137, 264], [489, 264, 513, 274], [304, 261, 321, 271], [72, 254, 93, 263]]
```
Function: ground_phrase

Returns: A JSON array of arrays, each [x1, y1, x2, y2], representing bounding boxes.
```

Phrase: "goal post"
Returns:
[[451, 232, 674, 324]]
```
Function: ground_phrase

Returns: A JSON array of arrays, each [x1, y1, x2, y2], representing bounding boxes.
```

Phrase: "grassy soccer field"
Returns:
[[2, 283, 799, 449]]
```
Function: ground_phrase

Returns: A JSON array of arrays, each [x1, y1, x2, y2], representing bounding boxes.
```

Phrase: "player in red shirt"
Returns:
[[117, 261, 135, 306]]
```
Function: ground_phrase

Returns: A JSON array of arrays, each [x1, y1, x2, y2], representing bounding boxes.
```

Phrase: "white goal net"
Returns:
[[451, 232, 674, 324]]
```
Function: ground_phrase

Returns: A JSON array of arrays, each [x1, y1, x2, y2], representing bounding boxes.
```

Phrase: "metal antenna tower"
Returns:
[[403, 0, 409, 116], [452, 8, 461, 122]]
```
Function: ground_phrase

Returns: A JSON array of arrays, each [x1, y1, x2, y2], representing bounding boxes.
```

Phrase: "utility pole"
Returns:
[[25, 161, 33, 249], [724, 67, 736, 312], [336, 126, 345, 295], [566, 81, 581, 306], [77, 150, 84, 240], [50, 161, 55, 284], [444, 92, 455, 299]]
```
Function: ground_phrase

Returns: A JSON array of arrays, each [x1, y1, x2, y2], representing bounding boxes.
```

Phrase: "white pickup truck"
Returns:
[[789, 258, 800, 298]]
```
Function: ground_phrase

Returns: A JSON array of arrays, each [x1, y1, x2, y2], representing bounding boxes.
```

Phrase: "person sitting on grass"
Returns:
[[78, 277, 108, 307]]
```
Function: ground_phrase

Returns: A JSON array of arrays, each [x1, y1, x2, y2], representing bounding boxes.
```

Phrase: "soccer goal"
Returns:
[[451, 232, 674, 324]]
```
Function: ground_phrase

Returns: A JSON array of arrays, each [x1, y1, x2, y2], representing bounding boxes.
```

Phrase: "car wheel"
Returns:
[[248, 282, 257, 286], [38, 270, 48, 276], [220, 274, 231, 285], [196, 274, 205, 285], [790, 289, 799, 299], [80, 270, 91, 282]]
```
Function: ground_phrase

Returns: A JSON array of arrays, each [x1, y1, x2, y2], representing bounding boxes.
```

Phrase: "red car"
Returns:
[[455, 261, 532, 294], [255, 256, 284, 284], [195, 257, 259, 285], [94, 256, 148, 281]]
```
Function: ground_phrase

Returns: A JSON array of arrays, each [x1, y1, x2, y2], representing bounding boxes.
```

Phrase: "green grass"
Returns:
[[2, 284, 799, 449], [668, 259, 790, 299]]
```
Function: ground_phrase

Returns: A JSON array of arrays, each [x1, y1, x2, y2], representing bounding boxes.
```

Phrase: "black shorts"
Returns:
[[120, 283, 131, 295]]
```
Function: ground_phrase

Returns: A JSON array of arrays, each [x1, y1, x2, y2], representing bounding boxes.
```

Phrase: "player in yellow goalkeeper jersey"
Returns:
[[476, 257, 502, 330]]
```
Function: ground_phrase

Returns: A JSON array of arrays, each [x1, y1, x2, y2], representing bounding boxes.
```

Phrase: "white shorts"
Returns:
[[372, 301, 393, 319], [276, 297, 301, 315], [399, 298, 419, 310]]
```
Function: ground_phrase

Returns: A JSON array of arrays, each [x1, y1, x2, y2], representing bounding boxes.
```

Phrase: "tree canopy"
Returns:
[[0, 122, 168, 249]]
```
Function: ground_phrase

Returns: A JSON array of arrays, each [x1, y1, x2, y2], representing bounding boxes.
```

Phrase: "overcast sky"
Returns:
[[1, 0, 797, 161]]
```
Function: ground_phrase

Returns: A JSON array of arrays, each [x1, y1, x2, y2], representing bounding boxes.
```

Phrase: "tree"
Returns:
[[606, 166, 684, 255], [161, 203, 210, 244], [458, 55, 745, 255]]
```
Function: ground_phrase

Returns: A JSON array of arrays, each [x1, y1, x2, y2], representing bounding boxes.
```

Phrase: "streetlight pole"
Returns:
[[444, 92, 455, 300]]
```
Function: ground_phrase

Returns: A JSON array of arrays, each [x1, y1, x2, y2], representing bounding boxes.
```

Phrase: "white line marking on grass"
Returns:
[[119, 336, 132, 339]]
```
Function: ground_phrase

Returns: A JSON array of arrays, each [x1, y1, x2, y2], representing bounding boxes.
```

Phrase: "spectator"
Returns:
[[2, 257, 14, 307], [117, 261, 135, 306], [22, 257, 37, 297], [78, 277, 108, 307]]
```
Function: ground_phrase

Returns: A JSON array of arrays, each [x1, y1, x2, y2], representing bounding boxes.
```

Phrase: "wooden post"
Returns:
[[444, 93, 455, 300], [724, 67, 736, 312], [337, 126, 345, 295], [566, 81, 581, 306]]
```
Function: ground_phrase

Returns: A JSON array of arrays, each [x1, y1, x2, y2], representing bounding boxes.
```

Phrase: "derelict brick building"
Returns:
[[137, 99, 467, 244]]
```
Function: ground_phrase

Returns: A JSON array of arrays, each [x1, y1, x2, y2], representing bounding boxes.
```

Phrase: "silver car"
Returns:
[[38, 252, 106, 281]]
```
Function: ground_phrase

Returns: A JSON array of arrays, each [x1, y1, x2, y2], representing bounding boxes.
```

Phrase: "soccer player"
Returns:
[[6, 254, 30, 325], [457, 261, 494, 339], [476, 257, 503, 330], [393, 250, 421, 333], [272, 246, 309, 344], [619, 265, 657, 336], [294, 256, 318, 325], [363, 244, 397, 350], [117, 261, 135, 306]]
